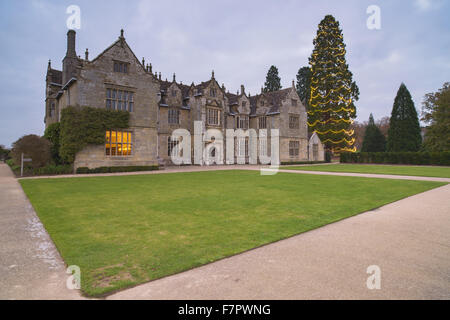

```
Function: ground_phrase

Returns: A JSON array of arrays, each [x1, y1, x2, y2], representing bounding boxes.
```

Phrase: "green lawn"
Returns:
[[20, 170, 445, 296], [286, 164, 450, 178]]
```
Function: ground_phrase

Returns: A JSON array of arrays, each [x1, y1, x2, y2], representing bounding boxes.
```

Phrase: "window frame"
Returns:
[[113, 61, 129, 74], [207, 107, 220, 126], [289, 140, 300, 157], [105, 130, 133, 157], [258, 116, 267, 129], [168, 108, 180, 124], [106, 88, 134, 112], [289, 114, 300, 129], [168, 136, 179, 157]]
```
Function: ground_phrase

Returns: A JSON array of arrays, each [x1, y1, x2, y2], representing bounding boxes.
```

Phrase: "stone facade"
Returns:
[[45, 30, 324, 169]]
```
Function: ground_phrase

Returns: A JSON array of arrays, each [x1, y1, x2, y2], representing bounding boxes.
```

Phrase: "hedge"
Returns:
[[340, 152, 450, 166], [76, 165, 159, 174], [7, 161, 73, 177], [281, 161, 326, 165]]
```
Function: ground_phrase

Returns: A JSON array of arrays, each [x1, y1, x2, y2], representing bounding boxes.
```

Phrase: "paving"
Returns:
[[0, 163, 83, 300], [1, 162, 449, 299]]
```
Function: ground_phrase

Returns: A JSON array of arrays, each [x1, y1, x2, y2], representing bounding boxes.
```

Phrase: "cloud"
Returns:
[[0, 0, 449, 147], [415, 0, 432, 10], [414, 0, 444, 11]]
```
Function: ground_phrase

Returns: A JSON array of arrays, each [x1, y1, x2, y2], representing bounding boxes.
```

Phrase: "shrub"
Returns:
[[11, 134, 51, 168], [340, 151, 450, 166], [76, 165, 159, 174], [325, 151, 332, 163], [44, 122, 62, 164], [0, 144, 10, 161], [32, 164, 73, 175]]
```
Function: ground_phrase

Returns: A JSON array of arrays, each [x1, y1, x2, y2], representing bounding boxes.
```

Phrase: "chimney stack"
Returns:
[[240, 85, 245, 95], [62, 30, 79, 84], [66, 30, 77, 58], [85, 48, 89, 61]]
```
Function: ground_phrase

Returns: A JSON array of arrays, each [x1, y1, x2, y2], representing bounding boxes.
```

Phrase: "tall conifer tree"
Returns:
[[361, 114, 386, 152], [296, 66, 312, 108], [308, 15, 359, 153], [387, 83, 422, 151], [264, 66, 282, 92]]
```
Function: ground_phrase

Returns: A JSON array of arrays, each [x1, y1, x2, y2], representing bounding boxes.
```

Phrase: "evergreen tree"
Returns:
[[296, 66, 311, 108], [361, 114, 386, 152], [264, 65, 282, 92], [387, 83, 422, 152], [421, 82, 450, 151], [308, 15, 359, 153]]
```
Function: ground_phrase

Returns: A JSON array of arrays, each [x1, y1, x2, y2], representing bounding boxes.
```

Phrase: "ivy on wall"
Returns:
[[60, 106, 129, 163]]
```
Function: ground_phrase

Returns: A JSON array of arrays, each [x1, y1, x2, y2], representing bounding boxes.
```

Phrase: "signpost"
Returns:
[[21, 153, 32, 177]]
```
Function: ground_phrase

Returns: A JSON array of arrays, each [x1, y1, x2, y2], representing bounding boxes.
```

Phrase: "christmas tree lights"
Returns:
[[307, 15, 359, 154]]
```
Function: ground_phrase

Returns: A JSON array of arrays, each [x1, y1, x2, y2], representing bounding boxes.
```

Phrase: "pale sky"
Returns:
[[0, 0, 449, 147]]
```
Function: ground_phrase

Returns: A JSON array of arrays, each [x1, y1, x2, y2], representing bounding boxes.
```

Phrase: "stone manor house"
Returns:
[[45, 30, 324, 169]]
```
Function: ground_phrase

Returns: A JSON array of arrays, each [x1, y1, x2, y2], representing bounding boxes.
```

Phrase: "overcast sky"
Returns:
[[0, 0, 448, 147]]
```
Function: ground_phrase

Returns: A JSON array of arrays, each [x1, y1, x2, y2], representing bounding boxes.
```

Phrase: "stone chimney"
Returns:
[[240, 85, 245, 95], [66, 30, 76, 57], [62, 30, 79, 85]]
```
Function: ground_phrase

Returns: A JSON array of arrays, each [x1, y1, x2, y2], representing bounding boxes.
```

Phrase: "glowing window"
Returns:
[[106, 130, 132, 156]]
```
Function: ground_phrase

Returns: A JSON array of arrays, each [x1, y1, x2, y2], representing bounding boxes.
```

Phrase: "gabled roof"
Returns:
[[159, 79, 191, 99], [90, 35, 148, 74], [225, 92, 238, 105], [48, 69, 62, 85], [246, 88, 292, 115]]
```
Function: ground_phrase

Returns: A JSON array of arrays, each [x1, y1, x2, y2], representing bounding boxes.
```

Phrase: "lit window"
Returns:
[[106, 89, 134, 112], [106, 130, 132, 156]]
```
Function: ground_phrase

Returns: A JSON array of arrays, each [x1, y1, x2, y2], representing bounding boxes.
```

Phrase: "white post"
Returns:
[[21, 152, 24, 177]]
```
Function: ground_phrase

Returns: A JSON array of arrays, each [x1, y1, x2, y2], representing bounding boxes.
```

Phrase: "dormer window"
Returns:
[[171, 89, 177, 97], [210, 88, 216, 97], [113, 61, 129, 73], [242, 101, 246, 107], [261, 101, 265, 107], [291, 99, 297, 106]]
